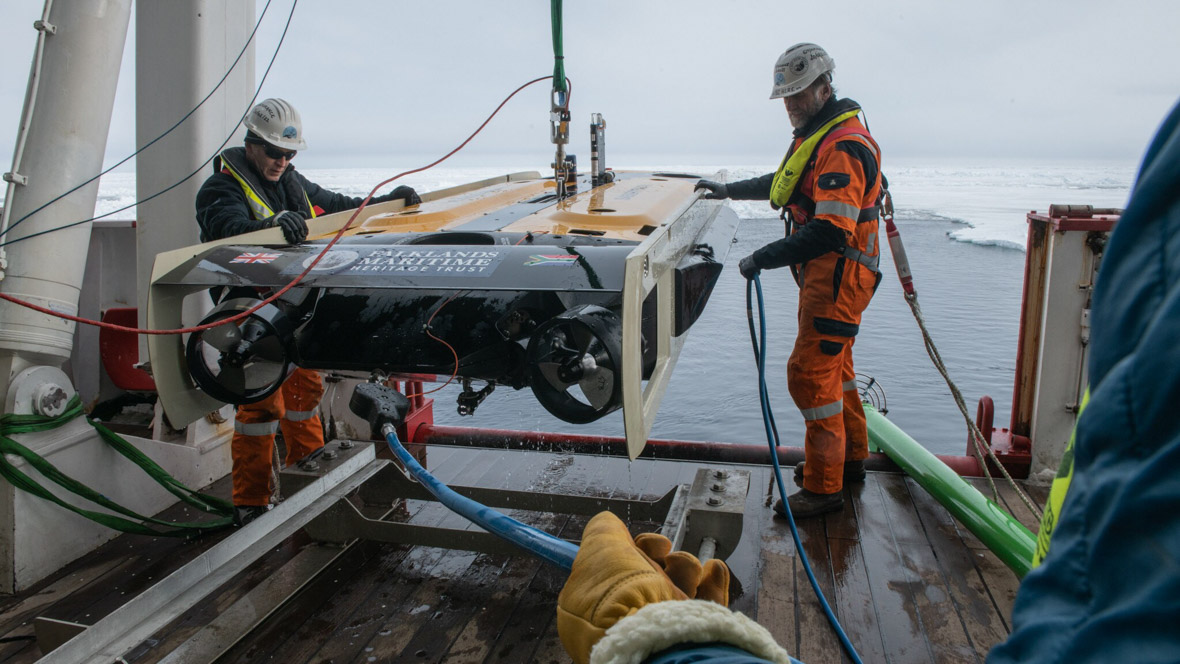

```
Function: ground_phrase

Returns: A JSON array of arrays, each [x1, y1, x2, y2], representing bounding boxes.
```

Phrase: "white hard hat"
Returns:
[[244, 98, 308, 150], [769, 43, 834, 99]]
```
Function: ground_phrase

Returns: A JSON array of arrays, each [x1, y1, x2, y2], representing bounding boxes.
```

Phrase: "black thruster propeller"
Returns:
[[185, 298, 295, 405], [526, 304, 624, 423]]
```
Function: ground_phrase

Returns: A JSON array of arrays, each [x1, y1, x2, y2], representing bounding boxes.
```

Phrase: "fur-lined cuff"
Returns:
[[589, 599, 792, 664]]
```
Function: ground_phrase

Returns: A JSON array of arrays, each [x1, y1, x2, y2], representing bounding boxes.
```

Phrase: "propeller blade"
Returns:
[[201, 323, 242, 353], [243, 361, 284, 391], [580, 367, 615, 409], [570, 323, 595, 354], [250, 334, 287, 363], [219, 366, 246, 397], [537, 361, 574, 389]]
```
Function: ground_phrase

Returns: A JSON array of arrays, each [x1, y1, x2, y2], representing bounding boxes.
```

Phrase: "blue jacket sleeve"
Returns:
[[987, 98, 1180, 663], [645, 643, 789, 664]]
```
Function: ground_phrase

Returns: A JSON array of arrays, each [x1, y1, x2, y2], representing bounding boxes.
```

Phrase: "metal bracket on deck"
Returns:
[[670, 468, 750, 561], [273, 442, 748, 565], [36, 444, 749, 663], [38, 443, 384, 663], [301, 448, 682, 549]]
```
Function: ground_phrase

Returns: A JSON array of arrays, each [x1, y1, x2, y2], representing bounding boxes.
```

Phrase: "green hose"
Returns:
[[550, 0, 567, 93], [0, 395, 233, 536], [864, 404, 1036, 577]]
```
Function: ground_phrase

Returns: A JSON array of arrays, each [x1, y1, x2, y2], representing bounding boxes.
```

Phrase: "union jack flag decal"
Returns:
[[230, 252, 282, 264]]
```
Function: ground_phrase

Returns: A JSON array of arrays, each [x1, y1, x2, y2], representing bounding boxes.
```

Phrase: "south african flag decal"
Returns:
[[524, 254, 579, 266]]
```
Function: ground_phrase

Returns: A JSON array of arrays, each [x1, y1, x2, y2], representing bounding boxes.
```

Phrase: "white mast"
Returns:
[[0, 0, 253, 593], [0, 0, 132, 413]]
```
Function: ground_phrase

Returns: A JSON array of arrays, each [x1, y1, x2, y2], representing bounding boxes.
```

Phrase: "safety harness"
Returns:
[[817, 126, 883, 275], [215, 149, 318, 221], [769, 108, 862, 209], [773, 113, 886, 285]]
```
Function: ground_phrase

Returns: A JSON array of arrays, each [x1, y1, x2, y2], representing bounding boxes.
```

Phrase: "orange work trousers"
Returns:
[[230, 367, 325, 506], [788, 257, 876, 495]]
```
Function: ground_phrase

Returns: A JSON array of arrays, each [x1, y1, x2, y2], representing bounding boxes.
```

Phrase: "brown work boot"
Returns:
[[793, 459, 866, 485], [773, 489, 844, 519]]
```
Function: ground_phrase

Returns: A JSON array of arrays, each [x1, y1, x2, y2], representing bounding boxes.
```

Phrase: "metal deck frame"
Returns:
[[36, 441, 748, 663]]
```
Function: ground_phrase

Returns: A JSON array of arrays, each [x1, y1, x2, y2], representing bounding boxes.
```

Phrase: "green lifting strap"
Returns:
[[551, 0, 567, 94], [0, 395, 233, 537]]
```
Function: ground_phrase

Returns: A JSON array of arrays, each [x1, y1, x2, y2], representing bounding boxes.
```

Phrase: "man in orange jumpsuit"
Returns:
[[697, 43, 883, 518], [195, 99, 419, 525]]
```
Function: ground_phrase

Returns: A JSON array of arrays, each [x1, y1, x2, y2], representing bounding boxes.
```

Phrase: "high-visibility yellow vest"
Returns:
[[769, 108, 862, 209], [217, 150, 317, 221], [1033, 387, 1086, 567]]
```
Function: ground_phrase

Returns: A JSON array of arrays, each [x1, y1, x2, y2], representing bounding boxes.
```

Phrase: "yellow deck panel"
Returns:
[[501, 174, 702, 242]]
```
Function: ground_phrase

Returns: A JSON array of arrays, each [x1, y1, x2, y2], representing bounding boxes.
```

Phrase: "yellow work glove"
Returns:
[[556, 511, 731, 664], [635, 531, 730, 605]]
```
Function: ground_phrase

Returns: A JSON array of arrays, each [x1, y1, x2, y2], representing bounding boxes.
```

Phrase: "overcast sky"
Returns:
[[2, 0, 1179, 172]]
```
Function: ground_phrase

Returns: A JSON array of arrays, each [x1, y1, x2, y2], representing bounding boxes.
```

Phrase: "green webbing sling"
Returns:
[[0, 395, 233, 537], [551, 0, 566, 94]]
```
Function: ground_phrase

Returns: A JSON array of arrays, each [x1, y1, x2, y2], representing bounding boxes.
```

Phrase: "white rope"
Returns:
[[905, 292, 1043, 520]]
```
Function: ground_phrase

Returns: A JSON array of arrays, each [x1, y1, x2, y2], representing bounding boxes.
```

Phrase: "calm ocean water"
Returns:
[[67, 158, 1135, 455]]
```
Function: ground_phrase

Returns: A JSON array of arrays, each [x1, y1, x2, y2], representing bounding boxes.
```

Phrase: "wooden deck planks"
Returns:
[[827, 483, 887, 664], [850, 474, 935, 664], [336, 448, 566, 663], [526, 455, 677, 663], [791, 488, 843, 664], [876, 473, 979, 664], [0, 445, 1050, 664], [959, 477, 1033, 625]]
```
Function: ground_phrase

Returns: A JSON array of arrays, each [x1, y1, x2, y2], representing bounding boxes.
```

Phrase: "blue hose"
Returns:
[[381, 424, 578, 570], [749, 275, 863, 664]]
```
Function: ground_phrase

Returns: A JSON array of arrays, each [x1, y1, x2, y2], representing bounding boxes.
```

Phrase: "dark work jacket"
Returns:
[[194, 147, 400, 242]]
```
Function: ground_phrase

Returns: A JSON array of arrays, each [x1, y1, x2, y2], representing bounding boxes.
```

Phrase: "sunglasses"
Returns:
[[261, 144, 297, 161]]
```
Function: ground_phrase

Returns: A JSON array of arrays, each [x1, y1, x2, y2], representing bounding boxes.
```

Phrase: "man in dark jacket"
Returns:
[[194, 98, 420, 525], [195, 98, 419, 243]]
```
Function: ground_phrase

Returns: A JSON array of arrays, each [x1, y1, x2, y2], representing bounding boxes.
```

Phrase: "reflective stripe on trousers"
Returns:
[[283, 407, 320, 423], [799, 400, 843, 421], [230, 367, 325, 506], [235, 419, 279, 436]]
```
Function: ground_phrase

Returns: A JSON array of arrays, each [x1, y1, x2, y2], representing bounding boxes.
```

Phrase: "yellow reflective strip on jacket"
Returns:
[[304, 191, 317, 218], [1032, 386, 1087, 567], [220, 155, 275, 220], [769, 109, 863, 209]]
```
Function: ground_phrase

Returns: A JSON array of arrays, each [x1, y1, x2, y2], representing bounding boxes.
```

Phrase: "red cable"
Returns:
[[404, 291, 464, 399], [0, 75, 561, 336]]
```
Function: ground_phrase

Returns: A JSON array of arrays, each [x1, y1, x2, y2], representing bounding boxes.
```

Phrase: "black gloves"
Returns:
[[739, 254, 761, 280], [695, 180, 729, 200], [390, 185, 421, 206], [271, 210, 308, 244]]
